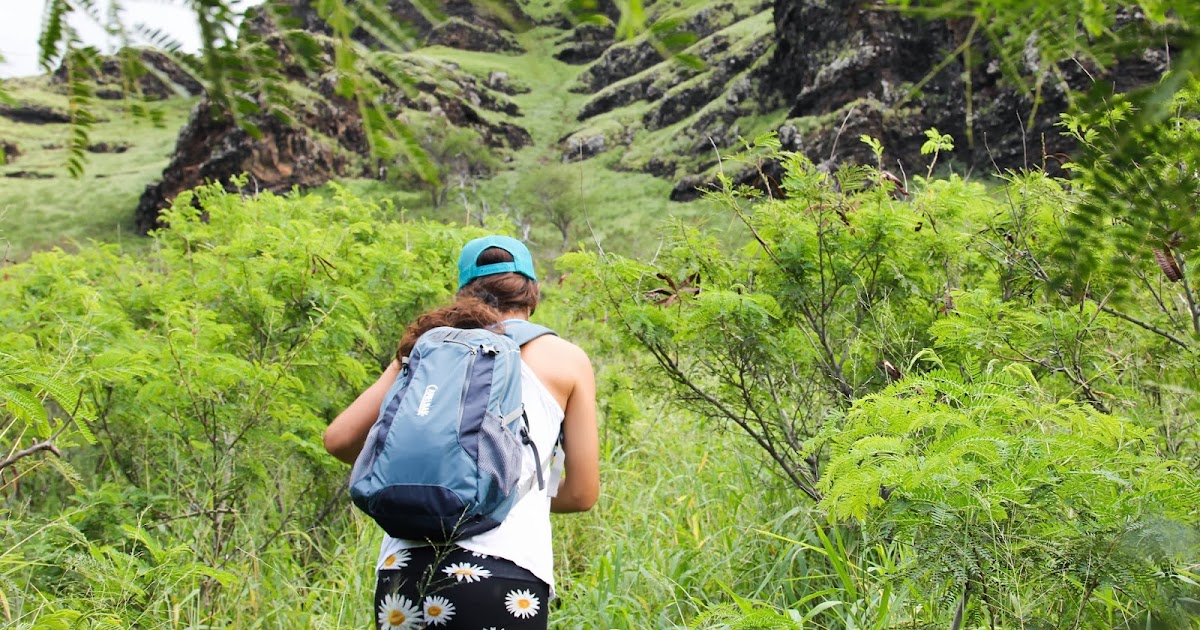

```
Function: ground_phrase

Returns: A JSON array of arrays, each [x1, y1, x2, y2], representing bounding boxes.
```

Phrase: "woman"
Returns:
[[323, 235, 600, 629]]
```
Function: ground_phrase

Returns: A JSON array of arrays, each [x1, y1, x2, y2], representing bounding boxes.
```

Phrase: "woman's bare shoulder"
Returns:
[[527, 333, 590, 365], [521, 334, 593, 405]]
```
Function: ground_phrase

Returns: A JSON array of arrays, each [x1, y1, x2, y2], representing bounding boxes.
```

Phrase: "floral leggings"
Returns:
[[374, 545, 550, 629]]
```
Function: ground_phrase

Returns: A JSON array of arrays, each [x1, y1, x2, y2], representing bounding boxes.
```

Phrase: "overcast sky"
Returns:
[[1, 1, 258, 78]]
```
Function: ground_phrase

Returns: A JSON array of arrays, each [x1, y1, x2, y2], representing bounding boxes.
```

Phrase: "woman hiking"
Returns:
[[323, 235, 600, 629]]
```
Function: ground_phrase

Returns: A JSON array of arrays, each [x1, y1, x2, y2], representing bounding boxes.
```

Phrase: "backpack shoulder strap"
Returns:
[[503, 319, 557, 347]]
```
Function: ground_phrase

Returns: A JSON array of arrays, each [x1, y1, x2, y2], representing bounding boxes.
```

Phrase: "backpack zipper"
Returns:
[[456, 346, 477, 417]]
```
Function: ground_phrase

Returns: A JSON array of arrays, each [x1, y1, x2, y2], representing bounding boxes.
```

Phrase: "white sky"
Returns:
[[1, 1, 258, 78]]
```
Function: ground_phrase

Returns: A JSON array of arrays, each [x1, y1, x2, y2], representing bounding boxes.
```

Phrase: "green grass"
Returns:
[[0, 78, 195, 258]]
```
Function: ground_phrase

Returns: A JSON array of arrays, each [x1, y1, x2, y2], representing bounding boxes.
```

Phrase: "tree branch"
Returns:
[[1092, 301, 1192, 350], [0, 415, 74, 470]]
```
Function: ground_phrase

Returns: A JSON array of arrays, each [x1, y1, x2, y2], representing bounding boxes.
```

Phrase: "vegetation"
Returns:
[[5, 123, 1199, 626], [560, 130, 1200, 626], [3, 0, 1199, 628], [1, 2, 734, 260]]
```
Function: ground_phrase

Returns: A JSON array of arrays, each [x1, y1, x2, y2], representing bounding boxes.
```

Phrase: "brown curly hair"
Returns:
[[396, 298, 504, 361], [395, 246, 540, 360]]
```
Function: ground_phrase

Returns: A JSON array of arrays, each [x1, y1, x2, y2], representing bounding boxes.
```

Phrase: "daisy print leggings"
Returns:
[[375, 545, 550, 629]]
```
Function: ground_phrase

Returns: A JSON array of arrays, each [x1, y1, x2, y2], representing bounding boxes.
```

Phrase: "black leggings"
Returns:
[[374, 545, 549, 629]]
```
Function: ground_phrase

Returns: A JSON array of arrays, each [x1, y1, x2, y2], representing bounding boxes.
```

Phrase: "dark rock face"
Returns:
[[771, 0, 950, 116], [87, 142, 131, 154], [135, 98, 352, 232], [249, 0, 523, 50], [51, 49, 203, 100], [573, 0, 770, 94], [764, 0, 1035, 175], [643, 37, 770, 131], [485, 71, 528, 95], [561, 133, 606, 162], [563, 3, 775, 177], [4, 171, 54, 179], [576, 26, 768, 122], [554, 23, 617, 64], [749, 0, 1172, 190], [427, 17, 522, 52], [0, 104, 71, 125]]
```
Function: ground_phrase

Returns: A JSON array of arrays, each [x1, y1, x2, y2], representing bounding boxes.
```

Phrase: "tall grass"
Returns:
[[4, 380, 858, 629]]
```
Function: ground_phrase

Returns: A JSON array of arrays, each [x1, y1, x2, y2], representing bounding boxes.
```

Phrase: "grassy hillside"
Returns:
[[326, 14, 761, 262], [0, 78, 196, 258]]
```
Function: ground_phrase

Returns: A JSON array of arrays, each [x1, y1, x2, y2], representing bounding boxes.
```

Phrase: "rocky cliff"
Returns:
[[133, 0, 531, 232], [133, 0, 1170, 231], [762, 0, 1171, 181], [51, 48, 204, 100]]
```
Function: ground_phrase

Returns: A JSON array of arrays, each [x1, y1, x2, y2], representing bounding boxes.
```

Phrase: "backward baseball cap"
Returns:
[[457, 235, 538, 289]]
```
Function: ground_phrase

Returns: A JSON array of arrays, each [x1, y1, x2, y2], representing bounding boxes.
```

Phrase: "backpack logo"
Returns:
[[416, 385, 438, 417]]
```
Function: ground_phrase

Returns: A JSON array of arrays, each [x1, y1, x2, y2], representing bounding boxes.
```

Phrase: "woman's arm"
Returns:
[[323, 360, 401, 464], [550, 346, 599, 513]]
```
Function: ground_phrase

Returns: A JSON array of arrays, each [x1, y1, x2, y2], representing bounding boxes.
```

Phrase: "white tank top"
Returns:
[[376, 361, 565, 595]]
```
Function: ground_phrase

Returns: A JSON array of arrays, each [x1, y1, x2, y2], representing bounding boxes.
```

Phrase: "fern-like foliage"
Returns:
[[1053, 81, 1200, 293], [0, 183, 508, 621], [690, 600, 802, 630], [0, 353, 97, 480], [562, 140, 978, 498], [822, 363, 1200, 627]]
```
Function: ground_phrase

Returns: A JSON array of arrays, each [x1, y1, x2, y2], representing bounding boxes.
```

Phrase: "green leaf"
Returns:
[[0, 383, 47, 427]]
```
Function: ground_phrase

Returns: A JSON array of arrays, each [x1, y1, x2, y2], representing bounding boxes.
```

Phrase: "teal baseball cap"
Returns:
[[457, 235, 538, 289]]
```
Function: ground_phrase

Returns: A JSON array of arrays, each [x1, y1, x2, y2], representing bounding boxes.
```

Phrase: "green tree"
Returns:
[[516, 164, 585, 250], [562, 136, 975, 498], [564, 134, 1200, 625]]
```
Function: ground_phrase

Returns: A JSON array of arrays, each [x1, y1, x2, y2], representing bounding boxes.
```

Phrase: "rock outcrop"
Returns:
[[554, 22, 616, 64], [559, 1, 775, 178], [243, 0, 524, 51], [0, 104, 71, 125], [134, 2, 531, 232], [763, 0, 1059, 178], [135, 98, 353, 232], [571, 0, 769, 94], [428, 17, 523, 52], [1, 141, 20, 163], [661, 0, 1174, 200], [51, 48, 203, 100]]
